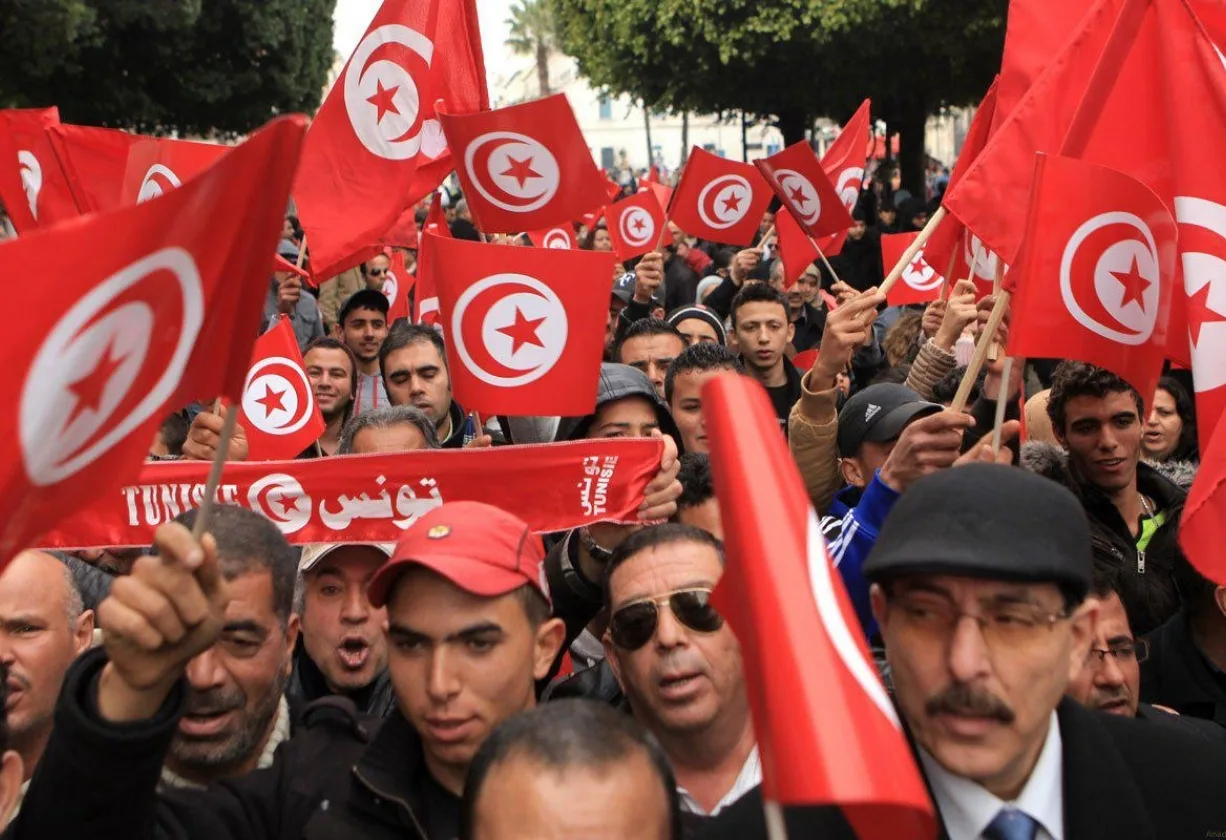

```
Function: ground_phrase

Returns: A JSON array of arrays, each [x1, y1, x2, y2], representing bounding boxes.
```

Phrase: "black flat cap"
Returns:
[[863, 463, 1092, 599]]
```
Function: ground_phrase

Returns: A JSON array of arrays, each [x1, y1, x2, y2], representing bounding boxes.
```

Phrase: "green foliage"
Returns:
[[507, 0, 559, 97], [0, 0, 337, 136]]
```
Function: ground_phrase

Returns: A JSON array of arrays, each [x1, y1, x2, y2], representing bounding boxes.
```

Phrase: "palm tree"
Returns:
[[505, 0, 557, 99]]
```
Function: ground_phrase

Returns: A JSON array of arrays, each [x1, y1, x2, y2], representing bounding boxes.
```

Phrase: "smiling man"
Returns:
[[301, 338, 356, 456], [865, 464, 1226, 840]]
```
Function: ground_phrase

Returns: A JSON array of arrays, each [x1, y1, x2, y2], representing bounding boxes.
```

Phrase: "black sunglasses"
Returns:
[[608, 588, 724, 651], [368, 267, 388, 276]]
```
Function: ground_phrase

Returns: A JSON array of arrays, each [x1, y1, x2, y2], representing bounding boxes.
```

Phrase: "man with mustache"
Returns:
[[865, 464, 1226, 840]]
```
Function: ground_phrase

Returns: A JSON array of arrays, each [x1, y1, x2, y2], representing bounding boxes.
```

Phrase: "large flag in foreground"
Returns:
[[0, 115, 307, 568], [703, 373, 935, 838]]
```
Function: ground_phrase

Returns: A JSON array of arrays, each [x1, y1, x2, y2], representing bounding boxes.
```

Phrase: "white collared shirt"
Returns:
[[677, 746, 763, 817], [918, 712, 1064, 840]]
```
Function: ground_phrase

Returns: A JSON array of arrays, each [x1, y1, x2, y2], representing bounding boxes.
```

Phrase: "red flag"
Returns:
[[605, 190, 672, 261], [1180, 414, 1226, 586], [295, 0, 485, 281], [1006, 153, 1176, 406], [527, 225, 577, 250], [120, 136, 229, 205], [881, 233, 946, 306], [383, 247, 414, 323], [423, 233, 614, 415], [45, 124, 137, 214], [383, 205, 421, 249], [638, 179, 673, 216], [0, 115, 307, 566], [703, 373, 935, 835], [668, 146, 773, 247], [441, 94, 610, 234], [776, 208, 819, 288], [415, 200, 449, 325], [604, 174, 622, 200], [0, 108, 80, 232], [821, 99, 872, 217], [237, 318, 326, 461], [755, 142, 854, 240], [273, 254, 308, 279]]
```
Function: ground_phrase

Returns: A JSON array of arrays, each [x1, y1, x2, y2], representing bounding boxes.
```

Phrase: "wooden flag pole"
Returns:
[[879, 206, 946, 297], [987, 258, 1005, 361], [191, 407, 239, 539], [991, 356, 1015, 455], [948, 291, 1011, 414], [763, 800, 789, 840], [754, 225, 776, 253], [813, 240, 844, 288], [295, 235, 308, 270], [939, 251, 959, 302]]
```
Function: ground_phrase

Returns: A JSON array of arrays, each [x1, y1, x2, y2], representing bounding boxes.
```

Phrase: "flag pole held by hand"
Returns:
[[295, 235, 308, 270], [948, 291, 1011, 414], [991, 356, 1015, 456], [880, 206, 946, 296], [988, 259, 1005, 361], [191, 407, 239, 540]]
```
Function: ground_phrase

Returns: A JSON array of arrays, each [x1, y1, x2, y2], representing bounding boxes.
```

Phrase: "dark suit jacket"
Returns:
[[926, 698, 1226, 840], [1141, 610, 1226, 727]]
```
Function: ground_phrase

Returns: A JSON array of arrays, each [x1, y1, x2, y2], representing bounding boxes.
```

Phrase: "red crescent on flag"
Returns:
[[1062, 221, 1153, 339], [359, 40, 432, 143], [467, 134, 554, 209], [458, 279, 555, 380]]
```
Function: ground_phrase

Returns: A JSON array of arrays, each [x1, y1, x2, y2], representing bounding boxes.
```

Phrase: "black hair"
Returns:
[[338, 289, 390, 329], [729, 282, 788, 328], [304, 337, 359, 422], [870, 365, 912, 386], [603, 523, 724, 612], [675, 453, 714, 512], [1047, 361, 1143, 434], [664, 343, 742, 403], [460, 699, 682, 840], [175, 506, 299, 627], [931, 365, 985, 407], [613, 319, 685, 365], [379, 321, 448, 385], [1153, 376, 1199, 462], [158, 412, 190, 457]]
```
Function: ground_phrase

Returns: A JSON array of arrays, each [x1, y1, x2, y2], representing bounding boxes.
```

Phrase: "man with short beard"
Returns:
[[161, 506, 300, 789], [302, 338, 356, 457]]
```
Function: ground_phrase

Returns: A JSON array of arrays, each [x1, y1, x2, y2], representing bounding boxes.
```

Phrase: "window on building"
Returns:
[[598, 97, 613, 120], [600, 147, 616, 169]]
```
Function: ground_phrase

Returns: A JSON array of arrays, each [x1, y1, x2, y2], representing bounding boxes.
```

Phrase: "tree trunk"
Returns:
[[680, 113, 689, 165], [775, 108, 809, 147], [897, 100, 930, 200], [643, 102, 654, 170], [535, 41, 550, 97], [741, 112, 749, 162]]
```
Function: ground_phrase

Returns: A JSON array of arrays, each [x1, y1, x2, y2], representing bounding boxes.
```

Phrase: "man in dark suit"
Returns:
[[864, 464, 1226, 840]]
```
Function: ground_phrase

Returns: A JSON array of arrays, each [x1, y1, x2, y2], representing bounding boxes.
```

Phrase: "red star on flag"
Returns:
[[1110, 255, 1151, 310], [497, 307, 547, 354], [1188, 282, 1226, 347], [500, 156, 541, 189], [275, 494, 300, 516], [255, 384, 287, 417], [367, 80, 401, 123], [722, 192, 743, 214], [788, 186, 810, 210], [65, 340, 127, 429]]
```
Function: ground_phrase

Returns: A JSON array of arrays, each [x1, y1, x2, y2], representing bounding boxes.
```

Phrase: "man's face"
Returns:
[[385, 569, 563, 786], [604, 541, 747, 740], [674, 317, 720, 347], [879, 208, 897, 226], [786, 272, 819, 310], [384, 341, 452, 425], [759, 211, 775, 234], [873, 575, 1096, 799], [618, 333, 685, 399], [669, 368, 727, 453], [848, 220, 867, 241], [364, 255, 391, 289], [593, 228, 612, 252], [0, 552, 92, 754], [303, 347, 354, 422], [340, 307, 389, 365], [471, 752, 671, 840], [676, 498, 723, 540], [301, 548, 389, 693], [1056, 391, 1143, 495], [734, 302, 792, 376], [1066, 592, 1140, 717], [281, 219, 295, 240], [589, 396, 660, 439], [608, 297, 628, 346], [350, 423, 429, 453], [171, 572, 297, 781]]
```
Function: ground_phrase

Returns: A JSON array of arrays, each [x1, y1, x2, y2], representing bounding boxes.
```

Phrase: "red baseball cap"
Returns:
[[367, 501, 551, 609]]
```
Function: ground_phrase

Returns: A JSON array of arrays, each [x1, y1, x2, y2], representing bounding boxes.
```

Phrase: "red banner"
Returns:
[[36, 439, 662, 550]]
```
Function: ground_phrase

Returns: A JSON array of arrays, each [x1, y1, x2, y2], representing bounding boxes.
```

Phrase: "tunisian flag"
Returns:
[[440, 94, 610, 234], [881, 233, 946, 307], [295, 0, 486, 281], [755, 142, 854, 241], [414, 199, 449, 326], [237, 318, 326, 461], [46, 123, 137, 214], [669, 146, 772, 247], [703, 373, 935, 837], [1006, 153, 1177, 406], [422, 233, 614, 415], [821, 99, 872, 218], [776, 207, 819, 288], [1181, 418, 1226, 586], [382, 247, 414, 323], [527, 225, 577, 250], [0, 108, 80, 232], [0, 115, 307, 568], [120, 136, 229, 205], [605, 190, 672, 261]]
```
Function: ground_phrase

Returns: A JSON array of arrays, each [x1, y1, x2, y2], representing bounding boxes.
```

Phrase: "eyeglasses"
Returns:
[[608, 588, 724, 651], [888, 594, 1070, 648], [1087, 639, 1149, 666], [369, 267, 388, 276]]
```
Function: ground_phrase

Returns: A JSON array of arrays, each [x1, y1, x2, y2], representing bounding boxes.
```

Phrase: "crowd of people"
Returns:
[[0, 153, 1224, 840]]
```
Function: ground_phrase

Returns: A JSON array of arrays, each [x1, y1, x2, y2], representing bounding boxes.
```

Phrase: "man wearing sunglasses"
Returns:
[[864, 464, 1226, 840], [601, 524, 854, 839]]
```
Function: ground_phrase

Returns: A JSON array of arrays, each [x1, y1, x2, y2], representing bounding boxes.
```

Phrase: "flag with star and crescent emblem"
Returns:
[[604, 189, 672, 261], [668, 146, 773, 247], [0, 107, 82, 233], [119, 135, 228, 206], [754, 141, 854, 241], [236, 318, 326, 460], [881, 233, 946, 306], [0, 115, 307, 569], [439, 93, 611, 234], [1005, 152, 1177, 408], [421, 232, 614, 415]]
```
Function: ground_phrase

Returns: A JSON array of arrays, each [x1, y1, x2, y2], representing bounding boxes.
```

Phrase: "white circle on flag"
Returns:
[[1059, 211, 1160, 346], [343, 23, 435, 160], [1175, 195, 1226, 392], [451, 273, 568, 387], [619, 207, 655, 248], [697, 174, 752, 230], [17, 150, 41, 219], [137, 164, 182, 203], [464, 132, 560, 213], [542, 228, 571, 249], [242, 356, 315, 435], [836, 166, 864, 211], [248, 473, 312, 534], [776, 169, 821, 226], [901, 249, 942, 291], [382, 272, 400, 309]]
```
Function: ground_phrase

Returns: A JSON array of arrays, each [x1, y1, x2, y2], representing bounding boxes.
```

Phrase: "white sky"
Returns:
[[332, 0, 519, 89]]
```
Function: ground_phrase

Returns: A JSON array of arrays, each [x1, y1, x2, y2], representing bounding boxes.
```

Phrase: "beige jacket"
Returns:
[[904, 339, 958, 401], [788, 371, 843, 516], [317, 268, 365, 333]]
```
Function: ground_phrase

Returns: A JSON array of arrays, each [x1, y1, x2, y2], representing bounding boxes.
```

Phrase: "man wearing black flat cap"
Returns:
[[865, 464, 1226, 840]]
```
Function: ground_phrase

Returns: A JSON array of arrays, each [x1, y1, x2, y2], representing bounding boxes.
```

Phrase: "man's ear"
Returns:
[[840, 455, 865, 488], [786, 322, 795, 344], [532, 618, 566, 682], [0, 750, 23, 829], [869, 584, 889, 637], [1213, 586, 1226, 620], [73, 610, 95, 655], [602, 632, 627, 692], [282, 614, 301, 679], [1067, 597, 1100, 683]]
